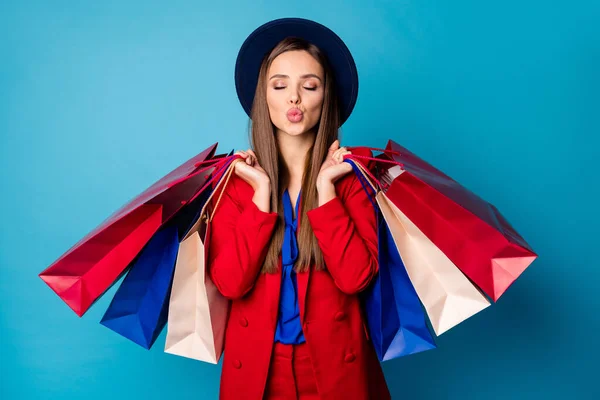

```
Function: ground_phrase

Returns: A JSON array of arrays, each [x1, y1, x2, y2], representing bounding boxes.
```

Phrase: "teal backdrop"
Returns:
[[1, 1, 598, 399]]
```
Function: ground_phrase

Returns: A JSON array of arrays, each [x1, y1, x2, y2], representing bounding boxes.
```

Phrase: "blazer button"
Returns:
[[239, 317, 248, 327], [233, 359, 242, 369], [334, 311, 346, 321], [344, 352, 356, 363]]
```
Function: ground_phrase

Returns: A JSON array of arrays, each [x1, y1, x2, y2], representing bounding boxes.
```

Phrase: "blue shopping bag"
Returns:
[[346, 159, 436, 361], [100, 156, 235, 349], [100, 224, 180, 349]]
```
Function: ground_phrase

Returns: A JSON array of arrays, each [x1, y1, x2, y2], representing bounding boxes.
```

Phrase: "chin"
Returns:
[[279, 121, 317, 136], [285, 127, 308, 136]]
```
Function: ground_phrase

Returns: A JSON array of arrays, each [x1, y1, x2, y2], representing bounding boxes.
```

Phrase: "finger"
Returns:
[[333, 147, 344, 156], [331, 148, 341, 161], [334, 161, 353, 175], [333, 148, 348, 162], [238, 150, 252, 164], [239, 155, 250, 163], [338, 150, 351, 162], [246, 151, 257, 164], [235, 152, 250, 165], [328, 140, 340, 155], [325, 161, 353, 181]]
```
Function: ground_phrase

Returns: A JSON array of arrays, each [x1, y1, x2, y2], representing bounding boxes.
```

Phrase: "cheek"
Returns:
[[266, 89, 284, 108], [307, 95, 324, 117], [266, 94, 286, 128], [266, 93, 276, 112], [266, 96, 281, 119]]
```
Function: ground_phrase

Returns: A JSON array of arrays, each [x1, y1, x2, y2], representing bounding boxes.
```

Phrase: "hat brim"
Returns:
[[234, 18, 358, 126]]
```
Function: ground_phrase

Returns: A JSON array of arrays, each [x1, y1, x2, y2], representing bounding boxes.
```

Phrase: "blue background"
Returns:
[[1, 1, 598, 399]]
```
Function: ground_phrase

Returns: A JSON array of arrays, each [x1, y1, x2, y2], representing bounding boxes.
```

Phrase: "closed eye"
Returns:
[[274, 87, 317, 91]]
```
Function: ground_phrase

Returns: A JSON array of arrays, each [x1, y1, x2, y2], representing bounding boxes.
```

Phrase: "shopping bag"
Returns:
[[39, 143, 222, 316], [99, 152, 238, 349], [99, 225, 179, 349], [376, 140, 537, 301], [349, 160, 437, 361], [349, 159, 491, 336], [164, 157, 242, 363]]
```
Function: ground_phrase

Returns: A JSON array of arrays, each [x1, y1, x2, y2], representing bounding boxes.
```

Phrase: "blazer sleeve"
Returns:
[[207, 175, 279, 299], [306, 156, 379, 295]]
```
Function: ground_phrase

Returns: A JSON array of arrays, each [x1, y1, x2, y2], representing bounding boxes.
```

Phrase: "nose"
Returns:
[[288, 88, 300, 105]]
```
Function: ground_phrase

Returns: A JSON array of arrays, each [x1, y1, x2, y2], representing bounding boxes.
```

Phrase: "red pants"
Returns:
[[263, 342, 320, 399]]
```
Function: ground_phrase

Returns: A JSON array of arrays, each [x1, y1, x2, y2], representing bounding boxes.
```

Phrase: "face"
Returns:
[[266, 50, 325, 137]]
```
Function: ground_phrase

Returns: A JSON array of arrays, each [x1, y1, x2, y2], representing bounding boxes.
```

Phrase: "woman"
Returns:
[[208, 18, 391, 400]]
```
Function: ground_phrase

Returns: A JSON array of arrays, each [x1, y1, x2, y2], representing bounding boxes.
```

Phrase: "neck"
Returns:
[[276, 128, 316, 184]]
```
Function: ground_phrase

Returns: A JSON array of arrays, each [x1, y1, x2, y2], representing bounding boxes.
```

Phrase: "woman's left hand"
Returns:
[[317, 139, 353, 188]]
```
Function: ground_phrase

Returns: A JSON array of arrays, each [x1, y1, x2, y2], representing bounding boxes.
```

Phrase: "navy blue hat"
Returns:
[[234, 17, 359, 126]]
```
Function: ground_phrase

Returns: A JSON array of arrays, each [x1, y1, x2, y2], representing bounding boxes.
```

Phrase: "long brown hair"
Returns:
[[248, 37, 342, 274]]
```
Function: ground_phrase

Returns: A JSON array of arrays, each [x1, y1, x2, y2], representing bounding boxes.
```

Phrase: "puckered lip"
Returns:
[[286, 107, 303, 117]]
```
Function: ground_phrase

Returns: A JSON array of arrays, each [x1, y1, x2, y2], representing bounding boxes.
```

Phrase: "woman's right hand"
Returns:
[[233, 149, 270, 191]]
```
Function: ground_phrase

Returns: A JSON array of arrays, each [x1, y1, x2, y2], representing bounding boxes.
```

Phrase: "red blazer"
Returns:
[[208, 149, 391, 400]]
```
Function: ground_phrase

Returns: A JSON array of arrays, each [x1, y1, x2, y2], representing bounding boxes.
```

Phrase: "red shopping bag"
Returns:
[[39, 143, 226, 316], [349, 141, 537, 302], [380, 140, 536, 301]]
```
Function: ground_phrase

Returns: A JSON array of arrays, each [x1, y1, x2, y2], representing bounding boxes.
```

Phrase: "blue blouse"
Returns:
[[274, 188, 306, 344]]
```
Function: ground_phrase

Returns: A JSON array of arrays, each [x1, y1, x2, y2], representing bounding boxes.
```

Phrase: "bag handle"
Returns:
[[203, 157, 242, 222], [181, 156, 243, 239], [342, 145, 403, 189], [344, 153, 404, 168], [345, 158, 379, 193], [184, 154, 240, 204], [345, 145, 401, 156], [343, 155, 388, 187], [345, 158, 379, 212], [167, 154, 238, 189]]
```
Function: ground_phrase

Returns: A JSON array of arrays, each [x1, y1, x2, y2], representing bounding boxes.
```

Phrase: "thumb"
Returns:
[[328, 139, 340, 155]]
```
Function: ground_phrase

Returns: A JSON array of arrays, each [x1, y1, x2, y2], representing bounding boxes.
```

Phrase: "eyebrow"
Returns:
[[269, 73, 322, 82]]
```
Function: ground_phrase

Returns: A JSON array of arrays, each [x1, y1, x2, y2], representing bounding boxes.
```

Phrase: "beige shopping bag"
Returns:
[[164, 158, 241, 363], [351, 159, 490, 336]]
